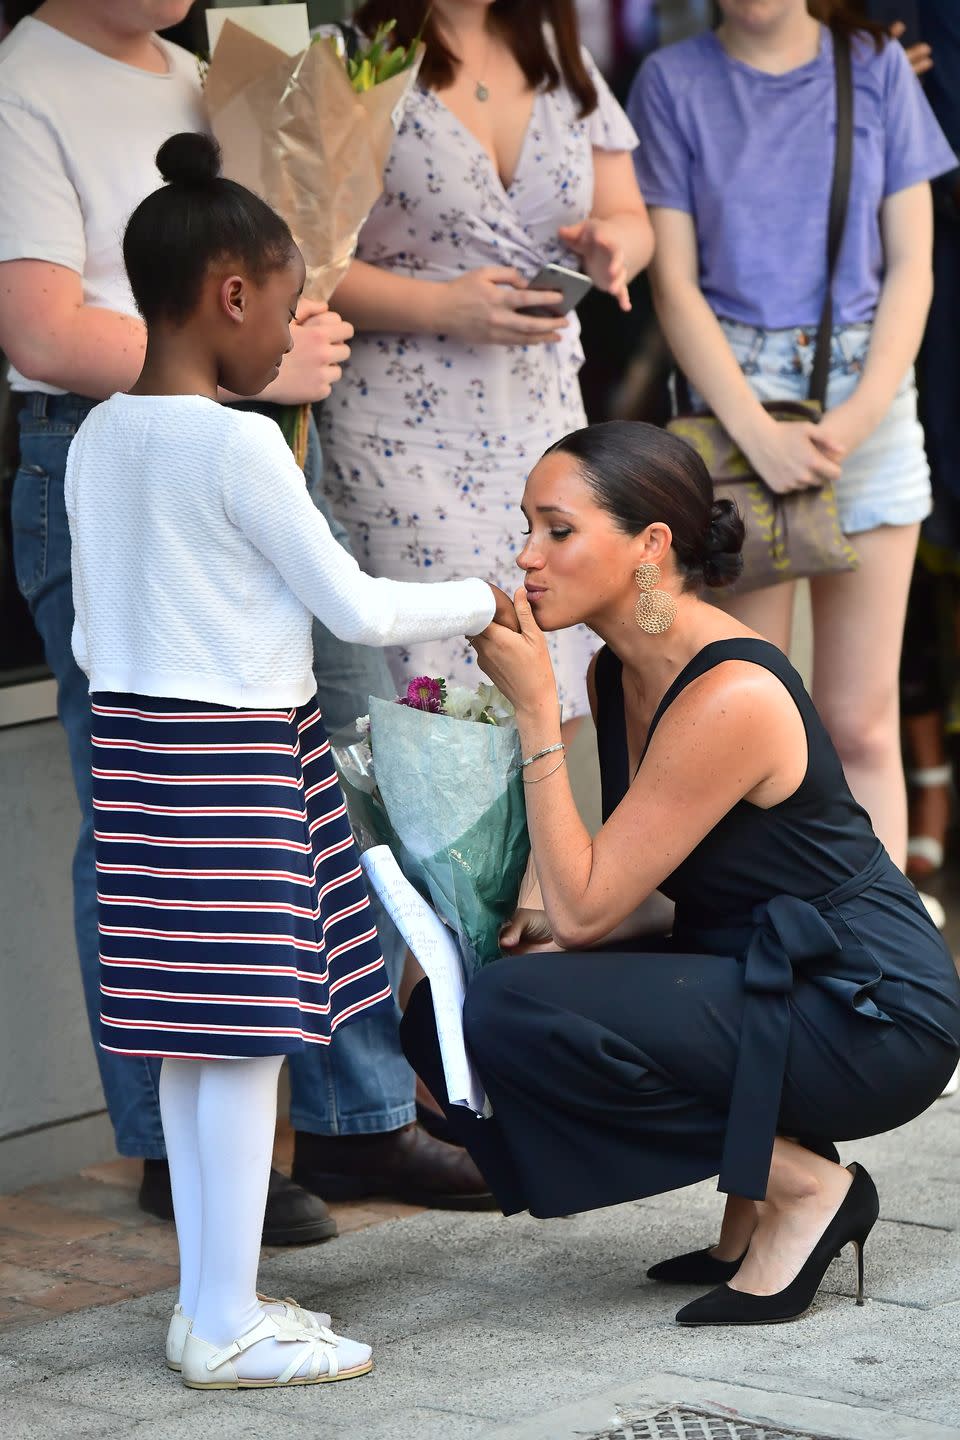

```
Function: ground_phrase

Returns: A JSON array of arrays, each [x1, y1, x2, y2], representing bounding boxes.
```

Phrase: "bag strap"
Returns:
[[808, 28, 854, 407]]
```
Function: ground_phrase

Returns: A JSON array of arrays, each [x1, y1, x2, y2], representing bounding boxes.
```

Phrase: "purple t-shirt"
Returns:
[[628, 27, 957, 329]]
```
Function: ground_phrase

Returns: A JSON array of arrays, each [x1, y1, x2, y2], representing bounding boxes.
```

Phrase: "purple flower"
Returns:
[[402, 675, 446, 713]]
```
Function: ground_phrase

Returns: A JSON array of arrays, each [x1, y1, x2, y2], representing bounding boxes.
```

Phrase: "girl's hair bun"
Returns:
[[156, 132, 222, 188], [702, 496, 745, 588], [125, 131, 293, 327]]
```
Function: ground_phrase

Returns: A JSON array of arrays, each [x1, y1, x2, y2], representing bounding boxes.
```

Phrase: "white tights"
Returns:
[[159, 1055, 317, 1381]]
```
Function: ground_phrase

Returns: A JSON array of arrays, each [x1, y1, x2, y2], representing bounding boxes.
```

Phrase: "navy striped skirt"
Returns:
[[91, 693, 392, 1059]]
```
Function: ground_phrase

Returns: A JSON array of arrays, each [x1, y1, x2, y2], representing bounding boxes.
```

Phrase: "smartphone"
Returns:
[[526, 262, 593, 317]]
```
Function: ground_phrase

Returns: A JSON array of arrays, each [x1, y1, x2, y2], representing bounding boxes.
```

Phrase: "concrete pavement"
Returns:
[[6, 1087, 960, 1440]]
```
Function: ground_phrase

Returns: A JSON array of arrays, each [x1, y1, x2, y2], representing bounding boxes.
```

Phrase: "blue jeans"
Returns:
[[292, 414, 415, 1135], [12, 393, 414, 1154]]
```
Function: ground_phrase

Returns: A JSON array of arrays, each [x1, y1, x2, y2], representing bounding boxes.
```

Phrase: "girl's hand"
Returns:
[[486, 582, 521, 633], [810, 397, 879, 462], [499, 908, 560, 954], [741, 415, 844, 495], [471, 587, 557, 718], [558, 219, 631, 312], [443, 267, 569, 346]]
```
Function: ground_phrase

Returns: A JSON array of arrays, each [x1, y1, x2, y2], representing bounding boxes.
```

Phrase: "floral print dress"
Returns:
[[320, 46, 638, 717]]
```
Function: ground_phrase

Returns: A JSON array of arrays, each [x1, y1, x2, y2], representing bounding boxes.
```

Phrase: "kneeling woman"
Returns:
[[401, 421, 960, 1326]]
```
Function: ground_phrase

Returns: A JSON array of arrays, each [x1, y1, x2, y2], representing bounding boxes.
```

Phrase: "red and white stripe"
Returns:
[[96, 861, 317, 887], [94, 799, 308, 821], [94, 831, 314, 854], [93, 766, 304, 789], [92, 703, 297, 724]]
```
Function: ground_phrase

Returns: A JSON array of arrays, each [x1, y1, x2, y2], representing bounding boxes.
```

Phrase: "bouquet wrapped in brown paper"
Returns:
[[204, 9, 423, 304], [203, 8, 422, 462]]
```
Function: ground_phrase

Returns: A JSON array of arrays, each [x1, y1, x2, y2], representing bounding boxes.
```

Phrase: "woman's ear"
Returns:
[[634, 522, 673, 569], [219, 275, 246, 324]]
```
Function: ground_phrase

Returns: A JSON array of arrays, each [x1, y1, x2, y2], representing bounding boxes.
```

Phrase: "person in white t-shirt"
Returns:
[[0, 1, 492, 1235]]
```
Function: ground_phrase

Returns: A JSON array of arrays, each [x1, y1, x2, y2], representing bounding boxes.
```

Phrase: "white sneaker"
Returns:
[[165, 1294, 332, 1372], [180, 1309, 372, 1389], [918, 890, 947, 931]]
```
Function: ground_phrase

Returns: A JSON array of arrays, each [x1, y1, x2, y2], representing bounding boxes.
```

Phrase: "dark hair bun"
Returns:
[[126, 132, 293, 327], [702, 497, 745, 588], [156, 132, 222, 188]]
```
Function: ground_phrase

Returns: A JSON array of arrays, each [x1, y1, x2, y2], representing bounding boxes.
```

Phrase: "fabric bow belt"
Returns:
[[688, 843, 893, 1200]]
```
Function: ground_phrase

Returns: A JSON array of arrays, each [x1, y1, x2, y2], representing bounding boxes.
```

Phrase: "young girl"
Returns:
[[65, 131, 515, 1390], [630, 0, 956, 886]]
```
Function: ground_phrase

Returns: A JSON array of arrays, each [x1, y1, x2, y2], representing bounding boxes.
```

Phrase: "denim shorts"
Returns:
[[686, 320, 932, 536]]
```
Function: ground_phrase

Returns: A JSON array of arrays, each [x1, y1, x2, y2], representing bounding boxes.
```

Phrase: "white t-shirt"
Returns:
[[66, 394, 496, 708], [0, 17, 206, 393]]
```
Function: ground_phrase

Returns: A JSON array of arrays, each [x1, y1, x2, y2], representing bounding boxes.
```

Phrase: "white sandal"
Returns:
[[917, 890, 947, 931], [165, 1304, 192, 1371], [939, 1063, 960, 1099], [166, 1293, 332, 1372], [180, 1309, 372, 1389], [907, 836, 946, 872], [906, 764, 952, 876]]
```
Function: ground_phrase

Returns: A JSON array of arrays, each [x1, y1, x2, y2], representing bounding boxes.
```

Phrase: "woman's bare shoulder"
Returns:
[[642, 656, 806, 787]]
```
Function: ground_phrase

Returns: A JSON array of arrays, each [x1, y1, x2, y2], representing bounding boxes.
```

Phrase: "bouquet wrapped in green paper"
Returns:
[[331, 678, 530, 978]]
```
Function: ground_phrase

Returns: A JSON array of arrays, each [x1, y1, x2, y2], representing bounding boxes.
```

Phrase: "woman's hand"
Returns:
[[442, 267, 569, 346], [740, 414, 844, 495], [472, 588, 558, 718], [499, 908, 560, 954], [558, 218, 631, 312], [265, 301, 355, 403]]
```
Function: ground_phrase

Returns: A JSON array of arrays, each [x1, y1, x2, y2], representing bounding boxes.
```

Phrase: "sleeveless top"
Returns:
[[595, 637, 879, 934], [595, 637, 960, 1200]]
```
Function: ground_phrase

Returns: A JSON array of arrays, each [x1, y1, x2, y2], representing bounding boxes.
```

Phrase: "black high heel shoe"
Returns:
[[646, 1248, 746, 1286], [675, 1163, 879, 1328]]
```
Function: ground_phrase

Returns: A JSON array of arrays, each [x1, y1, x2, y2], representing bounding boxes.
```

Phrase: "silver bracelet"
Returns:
[[520, 741, 565, 770], [522, 755, 567, 785]]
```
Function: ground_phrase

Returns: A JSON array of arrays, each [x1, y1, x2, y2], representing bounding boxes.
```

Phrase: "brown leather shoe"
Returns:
[[292, 1123, 497, 1210]]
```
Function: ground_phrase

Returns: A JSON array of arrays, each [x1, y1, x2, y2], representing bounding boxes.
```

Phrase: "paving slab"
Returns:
[[232, 1401, 497, 1440], [6, 1398, 132, 1440], [4, 1098, 959, 1440], [481, 1372, 960, 1440], [124, 1405, 304, 1440]]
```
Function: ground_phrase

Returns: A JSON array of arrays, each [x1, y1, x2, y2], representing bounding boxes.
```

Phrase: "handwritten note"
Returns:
[[361, 846, 488, 1116]]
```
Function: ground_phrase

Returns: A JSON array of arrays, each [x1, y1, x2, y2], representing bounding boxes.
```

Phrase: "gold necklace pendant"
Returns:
[[475, 80, 489, 101]]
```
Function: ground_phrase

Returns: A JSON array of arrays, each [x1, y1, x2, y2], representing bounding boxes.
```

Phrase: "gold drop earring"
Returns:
[[634, 562, 677, 634]]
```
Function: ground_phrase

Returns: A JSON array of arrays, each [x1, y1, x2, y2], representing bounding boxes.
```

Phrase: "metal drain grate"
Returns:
[[586, 1406, 831, 1440]]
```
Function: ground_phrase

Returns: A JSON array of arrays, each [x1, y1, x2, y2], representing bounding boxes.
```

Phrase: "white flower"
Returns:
[[443, 685, 483, 722], [355, 714, 371, 738], [475, 682, 515, 723]]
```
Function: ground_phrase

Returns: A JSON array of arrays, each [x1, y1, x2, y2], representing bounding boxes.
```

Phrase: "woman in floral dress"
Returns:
[[322, 0, 652, 720]]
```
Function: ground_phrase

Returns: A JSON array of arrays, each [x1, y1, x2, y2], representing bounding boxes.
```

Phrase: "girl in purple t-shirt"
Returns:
[[629, 0, 955, 1290], [629, 5, 953, 847]]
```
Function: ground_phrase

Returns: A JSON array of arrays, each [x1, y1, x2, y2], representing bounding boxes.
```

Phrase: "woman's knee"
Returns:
[[462, 958, 536, 1070]]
